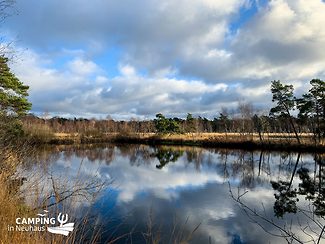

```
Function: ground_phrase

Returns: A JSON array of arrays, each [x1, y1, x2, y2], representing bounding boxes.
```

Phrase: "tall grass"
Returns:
[[22, 122, 54, 143], [0, 144, 48, 243], [0, 118, 100, 243]]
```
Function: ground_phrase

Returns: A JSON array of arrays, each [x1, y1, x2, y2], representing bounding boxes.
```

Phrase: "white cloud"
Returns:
[[224, 0, 325, 81], [67, 58, 100, 76], [11, 48, 233, 117], [5, 0, 325, 117], [119, 64, 136, 77]]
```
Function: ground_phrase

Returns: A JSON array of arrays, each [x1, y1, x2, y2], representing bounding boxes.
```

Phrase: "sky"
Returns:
[[2, 0, 325, 119]]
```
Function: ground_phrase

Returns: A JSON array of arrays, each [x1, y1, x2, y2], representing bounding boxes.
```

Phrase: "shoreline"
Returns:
[[44, 133, 325, 153]]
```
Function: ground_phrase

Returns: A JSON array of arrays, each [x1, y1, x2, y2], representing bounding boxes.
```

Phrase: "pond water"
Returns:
[[21, 144, 325, 244]]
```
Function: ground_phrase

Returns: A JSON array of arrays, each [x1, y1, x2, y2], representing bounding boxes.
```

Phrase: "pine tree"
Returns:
[[270, 80, 300, 144], [0, 56, 31, 116]]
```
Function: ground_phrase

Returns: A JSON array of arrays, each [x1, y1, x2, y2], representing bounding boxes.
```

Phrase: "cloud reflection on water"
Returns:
[[22, 144, 321, 243]]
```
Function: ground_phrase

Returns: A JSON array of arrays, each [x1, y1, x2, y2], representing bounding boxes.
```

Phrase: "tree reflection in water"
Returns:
[[272, 154, 325, 218], [232, 153, 325, 244], [154, 147, 183, 169]]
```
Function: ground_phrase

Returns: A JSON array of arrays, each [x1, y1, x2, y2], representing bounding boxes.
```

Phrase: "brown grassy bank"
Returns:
[[47, 132, 325, 153], [0, 149, 55, 244], [0, 149, 103, 244], [0, 155, 44, 243]]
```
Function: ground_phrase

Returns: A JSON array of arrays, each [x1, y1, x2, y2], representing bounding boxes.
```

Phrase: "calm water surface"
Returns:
[[21, 144, 325, 244]]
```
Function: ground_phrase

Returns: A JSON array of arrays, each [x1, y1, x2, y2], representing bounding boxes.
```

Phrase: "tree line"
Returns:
[[19, 79, 324, 144]]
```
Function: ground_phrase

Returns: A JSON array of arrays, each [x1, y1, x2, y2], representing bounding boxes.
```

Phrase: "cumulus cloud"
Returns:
[[67, 58, 100, 76], [231, 0, 325, 78], [12, 49, 236, 118], [178, 0, 325, 85], [4, 0, 325, 117]]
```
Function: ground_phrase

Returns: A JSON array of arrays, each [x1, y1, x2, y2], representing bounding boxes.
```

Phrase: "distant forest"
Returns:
[[23, 79, 325, 143]]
